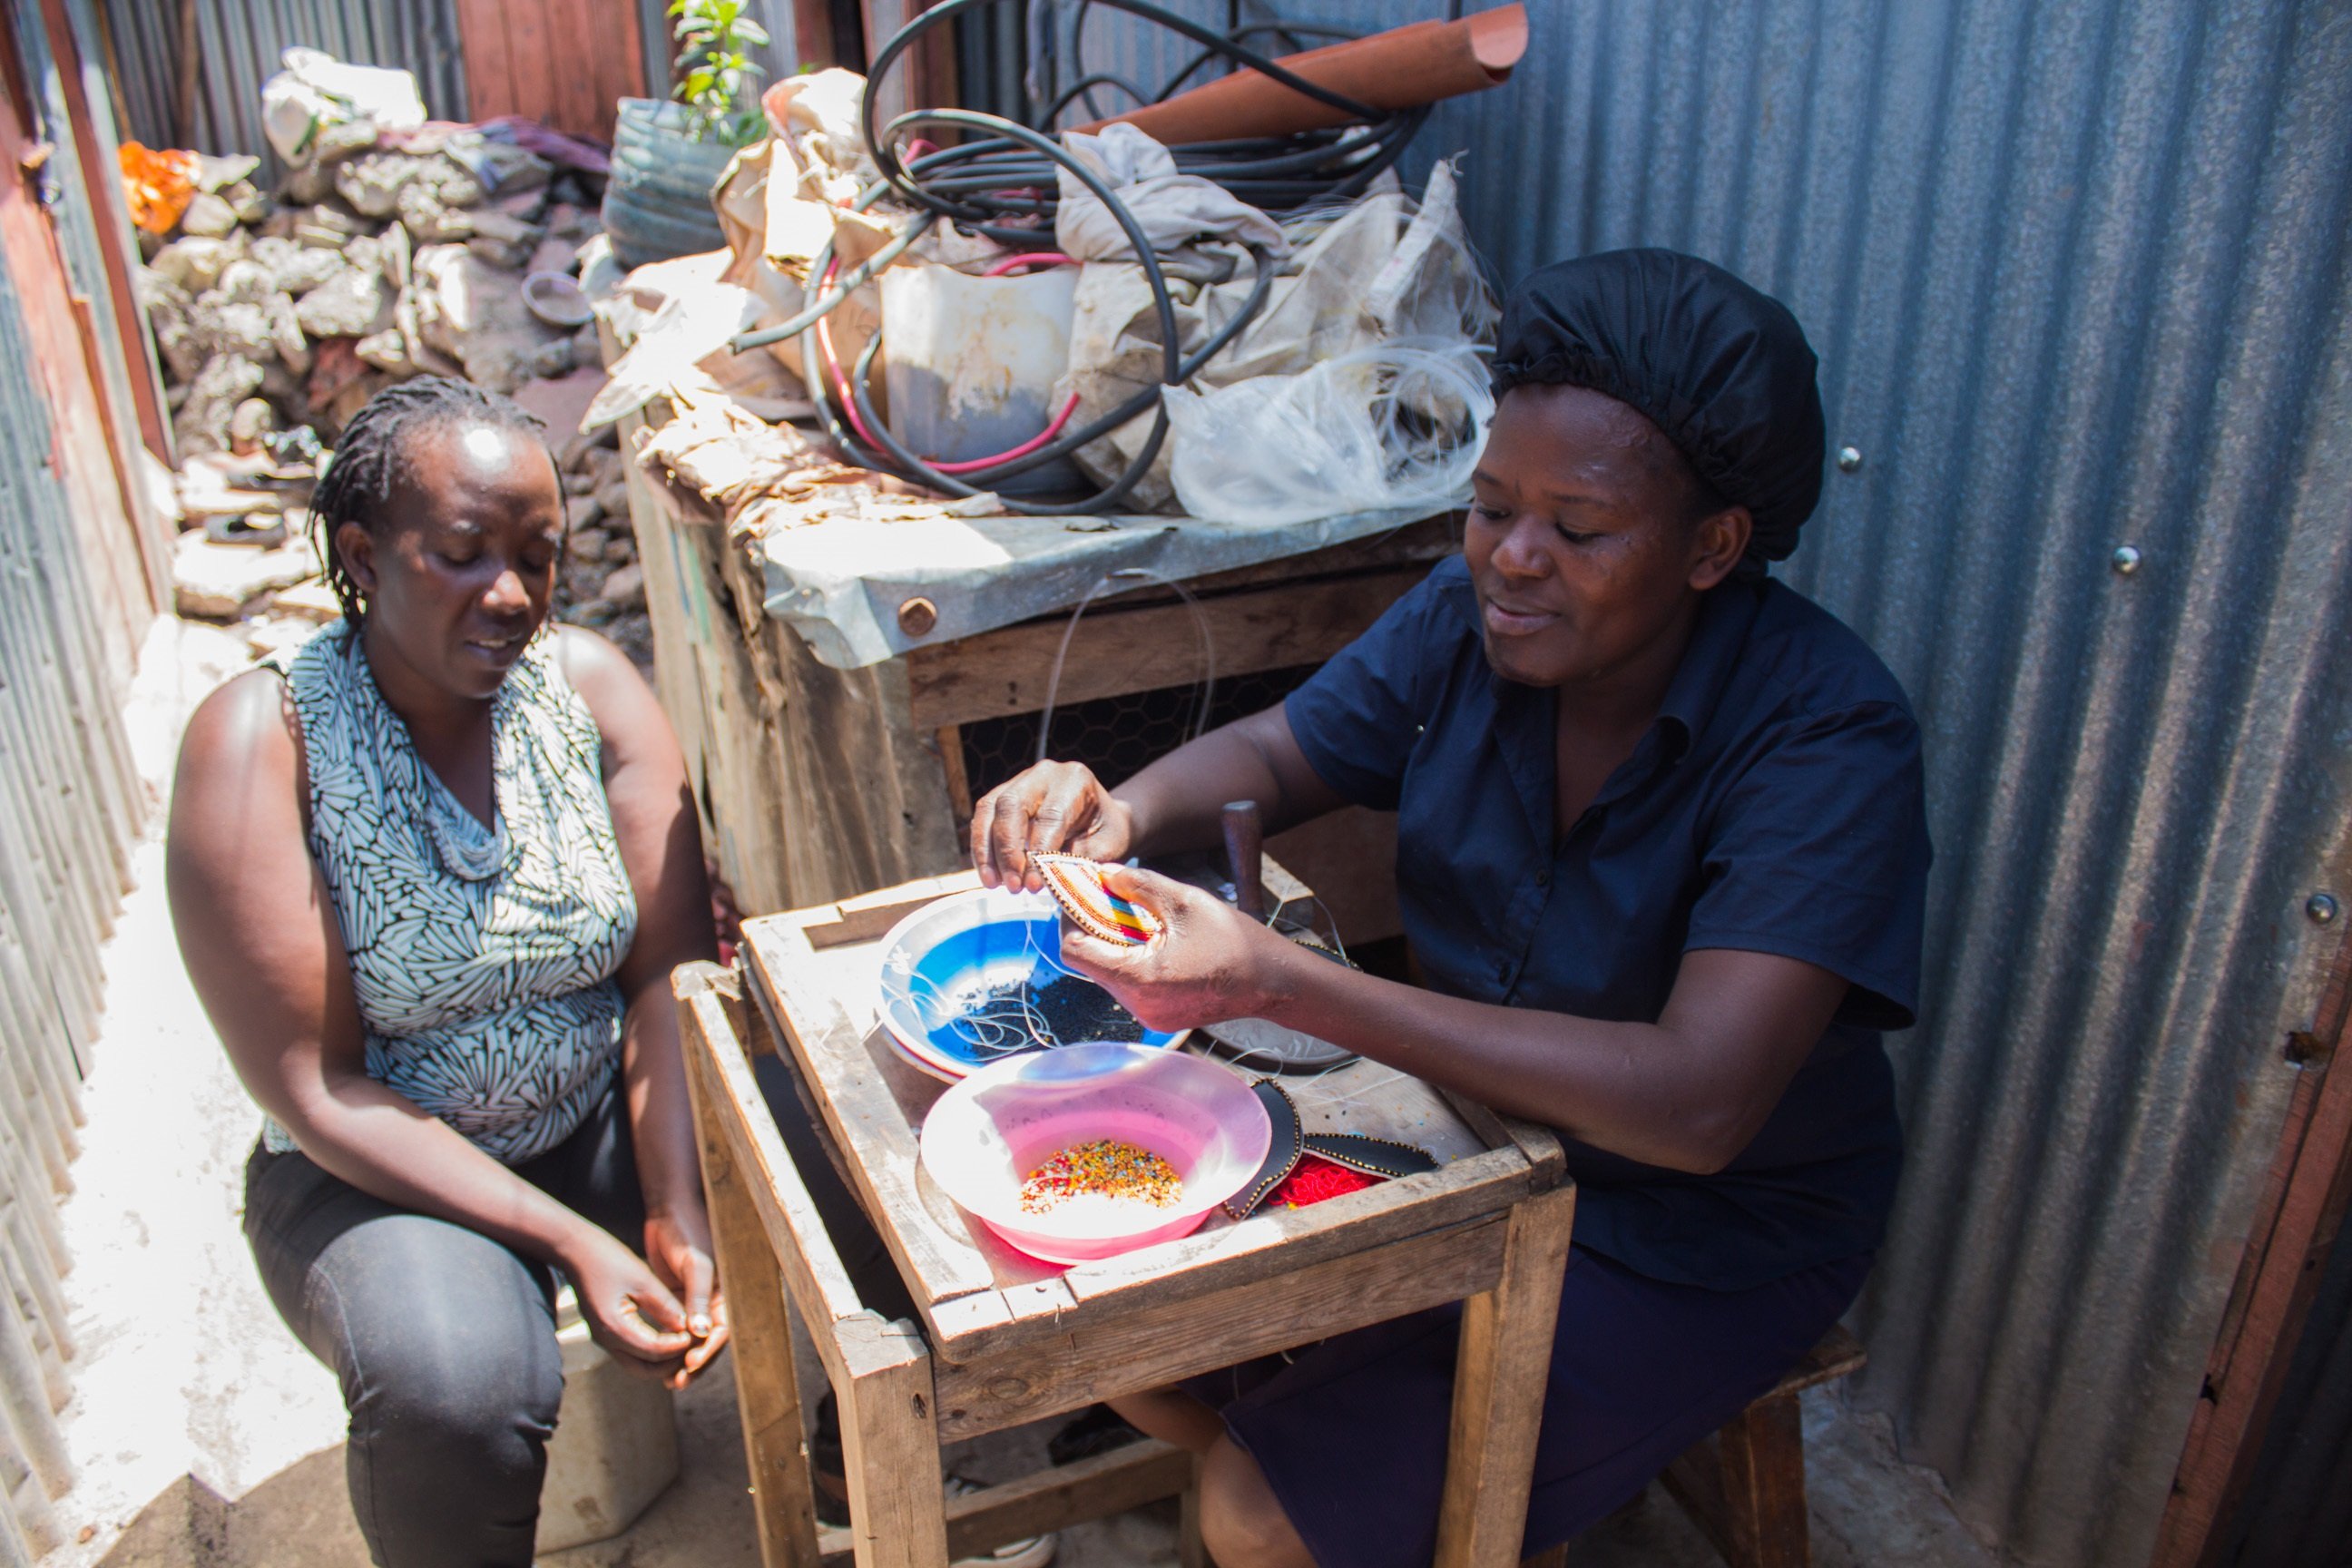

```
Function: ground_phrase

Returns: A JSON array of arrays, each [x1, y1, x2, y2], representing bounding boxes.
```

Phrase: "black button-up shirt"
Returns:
[[1286, 557, 1929, 1289]]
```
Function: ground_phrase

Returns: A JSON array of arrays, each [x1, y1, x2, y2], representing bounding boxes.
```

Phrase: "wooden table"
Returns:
[[676, 869, 1580, 1568]]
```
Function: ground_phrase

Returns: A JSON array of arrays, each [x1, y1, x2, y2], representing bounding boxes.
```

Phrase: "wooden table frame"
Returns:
[[677, 870, 1579, 1568]]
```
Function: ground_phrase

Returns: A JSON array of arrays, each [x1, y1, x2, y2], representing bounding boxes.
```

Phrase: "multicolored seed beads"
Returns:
[[1018, 1139, 1181, 1214]]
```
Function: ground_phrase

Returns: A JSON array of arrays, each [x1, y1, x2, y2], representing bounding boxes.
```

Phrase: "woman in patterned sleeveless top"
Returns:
[[168, 379, 727, 1566]]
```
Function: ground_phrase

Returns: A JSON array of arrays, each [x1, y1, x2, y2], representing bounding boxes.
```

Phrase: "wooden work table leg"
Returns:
[[687, 1008, 823, 1568], [1436, 1185, 1578, 1568], [838, 1315, 952, 1568], [1715, 1391, 1808, 1568]]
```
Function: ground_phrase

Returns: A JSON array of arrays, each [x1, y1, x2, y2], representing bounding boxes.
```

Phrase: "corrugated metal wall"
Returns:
[[97, 0, 467, 167], [1, 3, 169, 1557], [1053, 3, 2352, 1566]]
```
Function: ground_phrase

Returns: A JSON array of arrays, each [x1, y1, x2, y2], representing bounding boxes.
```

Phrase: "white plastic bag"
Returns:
[[1163, 340, 1493, 525], [262, 47, 427, 165]]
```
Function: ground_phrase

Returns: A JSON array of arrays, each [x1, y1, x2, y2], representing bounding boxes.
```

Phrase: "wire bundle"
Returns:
[[745, 0, 1439, 514]]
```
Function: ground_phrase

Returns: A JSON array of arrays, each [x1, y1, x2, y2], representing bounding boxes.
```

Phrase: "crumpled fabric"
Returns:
[[1054, 123, 1287, 263], [1056, 160, 1493, 512], [1489, 249, 1826, 572]]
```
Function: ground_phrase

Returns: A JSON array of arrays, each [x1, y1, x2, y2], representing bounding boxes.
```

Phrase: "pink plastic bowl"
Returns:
[[918, 1043, 1272, 1265]]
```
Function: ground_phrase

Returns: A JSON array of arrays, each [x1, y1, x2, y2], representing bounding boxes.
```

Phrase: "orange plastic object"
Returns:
[[1069, 5, 1528, 145], [119, 142, 201, 235]]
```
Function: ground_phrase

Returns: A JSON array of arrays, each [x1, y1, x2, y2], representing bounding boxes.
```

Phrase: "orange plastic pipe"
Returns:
[[1070, 5, 1529, 145]]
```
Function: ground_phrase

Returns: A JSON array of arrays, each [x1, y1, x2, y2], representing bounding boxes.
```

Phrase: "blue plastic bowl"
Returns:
[[875, 887, 1187, 1079]]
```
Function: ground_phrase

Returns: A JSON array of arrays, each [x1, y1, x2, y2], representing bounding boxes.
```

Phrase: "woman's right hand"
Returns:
[[560, 1224, 698, 1377], [971, 760, 1135, 891]]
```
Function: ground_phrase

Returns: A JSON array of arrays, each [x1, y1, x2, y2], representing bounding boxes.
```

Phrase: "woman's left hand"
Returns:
[[1054, 864, 1289, 1032], [643, 1202, 731, 1390]]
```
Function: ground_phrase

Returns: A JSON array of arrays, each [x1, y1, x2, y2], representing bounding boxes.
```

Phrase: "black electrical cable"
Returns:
[[739, 0, 1442, 512]]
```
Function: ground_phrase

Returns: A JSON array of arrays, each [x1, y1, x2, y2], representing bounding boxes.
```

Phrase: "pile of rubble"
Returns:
[[144, 121, 659, 671], [137, 128, 609, 456]]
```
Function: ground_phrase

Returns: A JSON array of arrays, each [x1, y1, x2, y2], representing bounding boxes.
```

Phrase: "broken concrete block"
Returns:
[[353, 328, 418, 376], [594, 477, 632, 521], [292, 202, 371, 249], [151, 236, 240, 296], [296, 267, 392, 339], [191, 298, 279, 366], [264, 577, 346, 623], [567, 526, 610, 564], [227, 398, 278, 455], [513, 366, 609, 447], [195, 152, 261, 192], [178, 191, 240, 239], [137, 268, 207, 383], [598, 562, 644, 611], [335, 152, 431, 219], [172, 527, 320, 619], [223, 181, 270, 226], [250, 235, 348, 297], [565, 495, 604, 533], [176, 351, 269, 457], [313, 119, 382, 165], [279, 160, 334, 206], [604, 531, 636, 565], [265, 294, 309, 373]]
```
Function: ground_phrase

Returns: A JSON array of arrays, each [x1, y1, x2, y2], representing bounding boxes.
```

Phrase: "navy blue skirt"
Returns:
[[1186, 1244, 1871, 1568]]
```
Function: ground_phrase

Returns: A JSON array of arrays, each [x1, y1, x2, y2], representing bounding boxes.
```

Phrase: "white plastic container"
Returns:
[[878, 264, 1083, 494], [536, 1289, 681, 1552]]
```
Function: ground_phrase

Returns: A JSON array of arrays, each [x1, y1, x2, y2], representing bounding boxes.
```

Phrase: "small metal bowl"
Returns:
[[522, 271, 594, 329]]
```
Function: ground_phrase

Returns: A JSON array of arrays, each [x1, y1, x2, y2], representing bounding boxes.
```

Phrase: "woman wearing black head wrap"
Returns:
[[970, 250, 1930, 1568]]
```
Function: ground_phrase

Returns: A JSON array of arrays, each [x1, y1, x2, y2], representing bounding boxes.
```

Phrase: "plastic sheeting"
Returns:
[[758, 502, 1434, 668], [1048, 3, 2352, 1565]]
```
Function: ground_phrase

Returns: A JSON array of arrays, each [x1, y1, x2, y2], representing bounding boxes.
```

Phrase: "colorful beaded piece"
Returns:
[[1018, 1139, 1182, 1213], [1032, 853, 1162, 946]]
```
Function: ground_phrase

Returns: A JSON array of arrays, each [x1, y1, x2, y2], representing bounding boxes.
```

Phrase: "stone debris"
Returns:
[[139, 121, 606, 456], [172, 526, 319, 620], [138, 113, 662, 671]]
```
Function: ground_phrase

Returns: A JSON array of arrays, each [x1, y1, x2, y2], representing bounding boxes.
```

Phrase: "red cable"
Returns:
[[983, 251, 1077, 277], [818, 256, 1085, 477]]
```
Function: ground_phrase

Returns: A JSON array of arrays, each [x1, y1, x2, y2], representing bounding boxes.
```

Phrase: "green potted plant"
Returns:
[[603, 0, 774, 268]]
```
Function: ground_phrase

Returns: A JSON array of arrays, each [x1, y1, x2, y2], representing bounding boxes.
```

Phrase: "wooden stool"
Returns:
[[1516, 1325, 1865, 1568]]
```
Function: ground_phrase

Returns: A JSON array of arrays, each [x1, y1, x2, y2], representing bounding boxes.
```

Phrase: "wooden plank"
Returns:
[[1774, 1323, 1866, 1396], [934, 1214, 1507, 1440], [678, 975, 870, 1351], [591, 0, 649, 141], [1435, 1184, 1577, 1568], [2155, 918, 2352, 1568], [1661, 1436, 1737, 1565], [837, 1314, 950, 1568], [1716, 1393, 1809, 1568], [450, 0, 515, 119], [36, 0, 172, 466], [744, 919, 1004, 1313], [813, 1439, 1191, 1563], [904, 566, 1435, 730], [676, 967, 825, 1568], [1440, 1090, 1568, 1190], [936, 725, 974, 821], [502, 0, 560, 137], [1046, 1146, 1533, 1320]]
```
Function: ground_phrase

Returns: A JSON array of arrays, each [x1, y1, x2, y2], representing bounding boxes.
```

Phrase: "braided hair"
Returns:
[[309, 377, 559, 622]]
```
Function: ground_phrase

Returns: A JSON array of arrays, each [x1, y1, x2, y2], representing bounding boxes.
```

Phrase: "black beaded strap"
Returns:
[[1300, 1133, 1439, 1180], [1223, 1078, 1304, 1220]]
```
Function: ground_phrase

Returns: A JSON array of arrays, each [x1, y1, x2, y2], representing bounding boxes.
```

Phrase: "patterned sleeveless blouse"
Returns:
[[263, 622, 639, 1164]]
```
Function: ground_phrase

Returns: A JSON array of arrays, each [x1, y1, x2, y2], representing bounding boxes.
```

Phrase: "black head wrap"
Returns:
[[1490, 249, 1826, 574]]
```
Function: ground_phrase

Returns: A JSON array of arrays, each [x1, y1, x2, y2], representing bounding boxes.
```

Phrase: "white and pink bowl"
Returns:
[[917, 1042, 1271, 1265]]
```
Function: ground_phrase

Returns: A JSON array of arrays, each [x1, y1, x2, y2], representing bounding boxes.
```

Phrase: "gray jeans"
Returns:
[[240, 1083, 645, 1568]]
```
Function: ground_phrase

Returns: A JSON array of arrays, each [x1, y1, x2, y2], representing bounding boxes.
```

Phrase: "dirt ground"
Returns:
[[38, 617, 2004, 1568]]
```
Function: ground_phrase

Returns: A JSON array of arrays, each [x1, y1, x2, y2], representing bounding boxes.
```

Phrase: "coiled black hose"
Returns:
[[739, 0, 1436, 514]]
